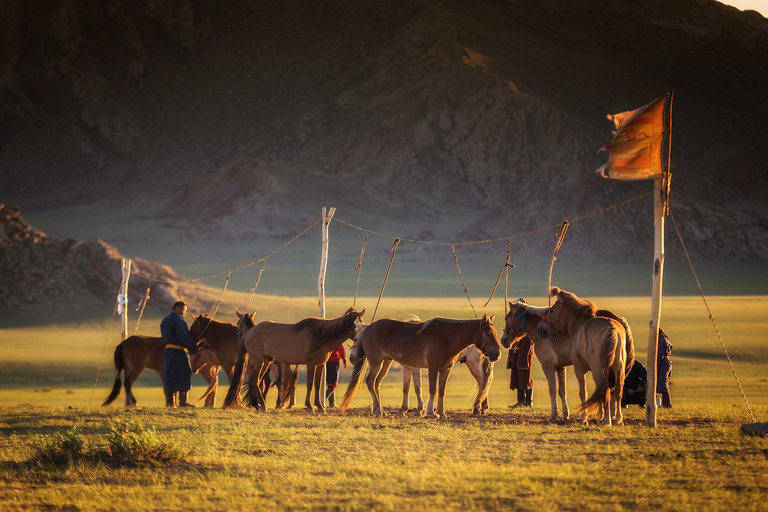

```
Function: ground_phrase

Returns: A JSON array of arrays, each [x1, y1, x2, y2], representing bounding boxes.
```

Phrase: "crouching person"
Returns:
[[622, 360, 647, 408], [161, 301, 201, 408]]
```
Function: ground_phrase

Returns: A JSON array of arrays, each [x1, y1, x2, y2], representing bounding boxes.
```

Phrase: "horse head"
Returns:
[[343, 307, 366, 339], [538, 287, 595, 339], [502, 298, 531, 348], [476, 313, 501, 362], [191, 342, 219, 373], [235, 310, 255, 342]]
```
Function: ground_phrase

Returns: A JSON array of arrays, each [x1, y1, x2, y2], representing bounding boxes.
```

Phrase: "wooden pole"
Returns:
[[120, 259, 131, 340], [318, 207, 336, 318], [645, 185, 667, 427]]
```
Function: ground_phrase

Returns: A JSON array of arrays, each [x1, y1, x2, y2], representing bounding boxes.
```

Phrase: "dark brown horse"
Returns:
[[502, 298, 635, 421], [537, 287, 629, 426], [340, 314, 501, 419], [223, 307, 365, 412], [101, 335, 215, 407]]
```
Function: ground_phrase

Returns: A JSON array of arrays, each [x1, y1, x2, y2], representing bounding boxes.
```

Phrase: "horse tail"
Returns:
[[339, 353, 369, 413], [597, 310, 635, 379], [101, 341, 125, 406], [579, 326, 619, 418], [222, 339, 249, 409]]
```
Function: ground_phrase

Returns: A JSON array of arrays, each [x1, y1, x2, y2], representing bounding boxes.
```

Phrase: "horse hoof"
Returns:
[[399, 408, 408, 415]]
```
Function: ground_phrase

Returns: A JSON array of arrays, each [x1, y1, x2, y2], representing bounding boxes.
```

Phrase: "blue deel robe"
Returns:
[[160, 312, 199, 393], [656, 333, 673, 394]]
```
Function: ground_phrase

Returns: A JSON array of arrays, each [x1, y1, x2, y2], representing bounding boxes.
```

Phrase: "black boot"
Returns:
[[524, 388, 533, 407], [178, 391, 195, 408], [165, 392, 177, 408], [326, 387, 336, 408], [509, 388, 525, 408], [661, 392, 672, 408]]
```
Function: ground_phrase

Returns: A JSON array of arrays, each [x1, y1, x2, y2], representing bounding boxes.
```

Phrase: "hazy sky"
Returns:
[[720, 0, 768, 17]]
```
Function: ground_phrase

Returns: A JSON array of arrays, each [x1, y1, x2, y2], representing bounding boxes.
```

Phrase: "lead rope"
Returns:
[[670, 211, 756, 423], [243, 259, 267, 314], [482, 238, 515, 311], [547, 221, 569, 309], [89, 284, 122, 407], [452, 245, 477, 318], [133, 281, 152, 335], [371, 238, 400, 322], [352, 231, 368, 309], [197, 273, 231, 342]]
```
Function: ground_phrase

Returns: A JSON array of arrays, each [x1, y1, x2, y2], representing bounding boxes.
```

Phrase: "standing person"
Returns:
[[657, 327, 673, 408], [161, 301, 200, 408], [325, 344, 347, 408], [507, 334, 534, 408]]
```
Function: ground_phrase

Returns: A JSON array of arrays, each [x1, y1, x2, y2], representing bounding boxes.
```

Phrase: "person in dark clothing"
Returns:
[[160, 301, 201, 408], [507, 334, 534, 408], [325, 344, 347, 408], [657, 327, 673, 408], [622, 360, 647, 408]]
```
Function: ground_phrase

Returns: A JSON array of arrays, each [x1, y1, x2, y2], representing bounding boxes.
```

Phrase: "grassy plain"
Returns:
[[1, 293, 767, 510]]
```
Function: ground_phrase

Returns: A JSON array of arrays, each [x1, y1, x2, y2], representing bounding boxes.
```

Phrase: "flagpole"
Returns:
[[646, 90, 673, 427]]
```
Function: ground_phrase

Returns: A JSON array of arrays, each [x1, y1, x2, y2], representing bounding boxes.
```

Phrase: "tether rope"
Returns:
[[548, 221, 570, 309], [670, 211, 756, 423], [133, 281, 152, 335], [195, 273, 231, 342], [89, 285, 122, 407], [371, 238, 400, 322], [482, 238, 514, 310], [129, 218, 322, 285], [452, 245, 477, 318], [352, 232, 368, 309], [243, 259, 267, 314]]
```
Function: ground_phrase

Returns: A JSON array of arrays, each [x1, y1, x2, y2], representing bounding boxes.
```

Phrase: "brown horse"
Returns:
[[502, 298, 635, 421], [398, 316, 493, 415], [101, 335, 216, 407], [340, 314, 501, 419], [190, 315, 297, 409], [537, 287, 628, 426], [223, 307, 365, 412]]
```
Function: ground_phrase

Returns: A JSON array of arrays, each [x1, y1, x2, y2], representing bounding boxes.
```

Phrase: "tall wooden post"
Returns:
[[120, 259, 132, 340], [645, 182, 667, 427], [318, 207, 336, 318]]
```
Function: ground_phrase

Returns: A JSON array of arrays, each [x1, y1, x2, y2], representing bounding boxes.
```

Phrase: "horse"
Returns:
[[190, 315, 297, 409], [223, 307, 365, 412], [340, 314, 501, 419], [397, 316, 493, 415], [101, 335, 217, 407], [502, 298, 635, 421], [537, 287, 629, 426]]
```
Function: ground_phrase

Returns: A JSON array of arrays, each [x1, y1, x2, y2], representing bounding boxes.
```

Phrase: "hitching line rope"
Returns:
[[89, 285, 122, 408], [133, 281, 152, 335], [371, 238, 400, 322], [352, 232, 368, 309], [670, 211, 756, 423], [452, 245, 477, 318], [482, 239, 514, 310], [243, 259, 267, 314], [548, 221, 570, 309]]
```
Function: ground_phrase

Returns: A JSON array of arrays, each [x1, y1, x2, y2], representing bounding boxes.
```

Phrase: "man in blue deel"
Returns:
[[161, 301, 201, 408]]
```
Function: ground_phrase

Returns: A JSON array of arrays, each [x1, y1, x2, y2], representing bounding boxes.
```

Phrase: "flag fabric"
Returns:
[[596, 93, 671, 180]]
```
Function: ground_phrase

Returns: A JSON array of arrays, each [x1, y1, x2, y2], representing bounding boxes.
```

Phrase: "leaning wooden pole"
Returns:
[[318, 207, 336, 318], [120, 258, 132, 340]]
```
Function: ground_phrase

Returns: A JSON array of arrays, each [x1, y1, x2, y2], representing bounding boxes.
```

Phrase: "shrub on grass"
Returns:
[[32, 427, 85, 465], [102, 419, 187, 466]]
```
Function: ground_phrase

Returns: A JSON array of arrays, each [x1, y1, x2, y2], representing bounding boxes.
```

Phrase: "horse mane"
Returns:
[[550, 287, 596, 317], [194, 314, 236, 328], [297, 309, 359, 353], [512, 302, 550, 317], [416, 317, 477, 335]]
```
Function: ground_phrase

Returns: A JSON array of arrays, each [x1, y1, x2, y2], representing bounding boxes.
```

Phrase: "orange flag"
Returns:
[[597, 93, 671, 180]]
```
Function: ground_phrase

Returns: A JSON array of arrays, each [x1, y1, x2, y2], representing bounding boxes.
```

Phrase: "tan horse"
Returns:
[[101, 335, 217, 407], [223, 307, 365, 412], [397, 316, 493, 415], [537, 287, 628, 426], [340, 314, 501, 419], [190, 315, 297, 409], [503, 299, 635, 421]]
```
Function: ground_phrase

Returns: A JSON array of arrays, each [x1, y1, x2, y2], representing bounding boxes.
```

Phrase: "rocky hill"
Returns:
[[1, 0, 767, 261], [0, 204, 191, 318]]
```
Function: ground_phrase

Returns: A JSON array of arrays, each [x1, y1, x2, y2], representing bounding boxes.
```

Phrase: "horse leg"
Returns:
[[413, 368, 425, 414], [557, 367, 569, 421], [466, 357, 484, 415], [124, 364, 144, 407], [254, 359, 272, 412], [425, 366, 438, 419], [436, 366, 454, 419], [373, 359, 393, 417], [288, 365, 299, 409], [400, 366, 412, 415], [574, 364, 588, 425], [543, 365, 559, 420], [305, 364, 316, 412], [481, 358, 492, 413], [314, 364, 326, 414], [202, 366, 218, 408], [366, 357, 386, 416]]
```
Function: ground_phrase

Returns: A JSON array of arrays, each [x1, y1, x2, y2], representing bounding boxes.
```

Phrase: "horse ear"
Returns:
[[358, 309, 366, 320], [508, 300, 515, 310], [490, 314, 496, 323], [236, 310, 243, 319]]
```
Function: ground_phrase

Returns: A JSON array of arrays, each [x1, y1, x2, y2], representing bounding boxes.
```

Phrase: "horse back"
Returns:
[[124, 335, 165, 372]]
